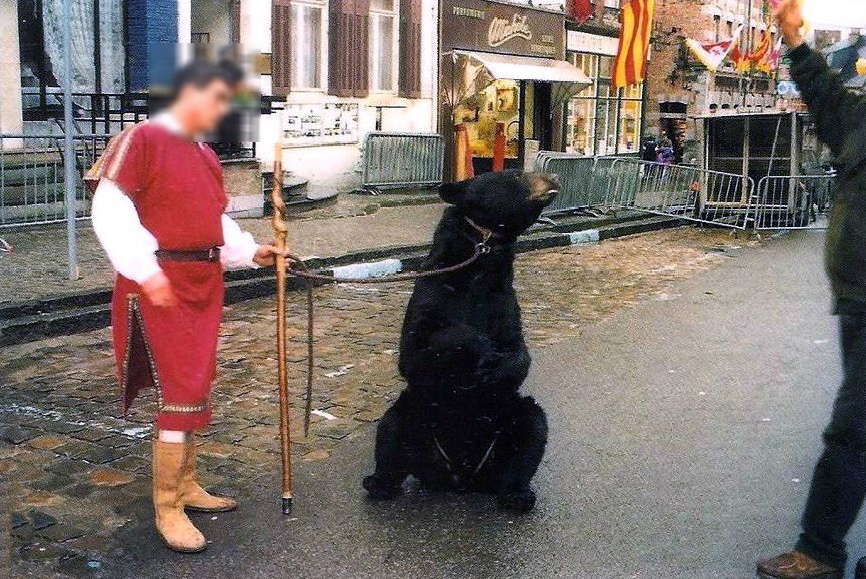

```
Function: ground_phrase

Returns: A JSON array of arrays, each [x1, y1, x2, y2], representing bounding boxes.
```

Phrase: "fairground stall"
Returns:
[[696, 110, 833, 229], [547, 109, 833, 231]]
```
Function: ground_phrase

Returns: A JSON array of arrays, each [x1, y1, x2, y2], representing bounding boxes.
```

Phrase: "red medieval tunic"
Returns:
[[87, 122, 228, 431]]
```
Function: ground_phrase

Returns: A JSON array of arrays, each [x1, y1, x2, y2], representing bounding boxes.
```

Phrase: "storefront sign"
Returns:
[[441, 0, 565, 59], [566, 30, 619, 57]]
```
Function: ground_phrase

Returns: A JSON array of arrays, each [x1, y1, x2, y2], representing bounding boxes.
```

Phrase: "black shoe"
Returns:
[[756, 551, 841, 579]]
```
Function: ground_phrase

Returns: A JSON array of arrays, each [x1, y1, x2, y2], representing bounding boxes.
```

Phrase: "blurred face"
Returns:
[[177, 78, 233, 134]]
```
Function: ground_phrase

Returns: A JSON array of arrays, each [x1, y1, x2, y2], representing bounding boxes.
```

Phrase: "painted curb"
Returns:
[[0, 215, 682, 346]]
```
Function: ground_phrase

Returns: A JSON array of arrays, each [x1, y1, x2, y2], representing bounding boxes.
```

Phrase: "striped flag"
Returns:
[[611, 0, 656, 89]]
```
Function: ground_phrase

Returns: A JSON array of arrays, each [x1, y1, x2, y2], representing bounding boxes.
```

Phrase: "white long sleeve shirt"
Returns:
[[91, 113, 259, 284]]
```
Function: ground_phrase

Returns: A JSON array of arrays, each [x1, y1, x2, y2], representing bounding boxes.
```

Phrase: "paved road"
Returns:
[[97, 231, 858, 578]]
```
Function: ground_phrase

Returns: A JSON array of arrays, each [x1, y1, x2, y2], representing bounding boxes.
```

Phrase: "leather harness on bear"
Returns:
[[433, 430, 501, 487], [279, 215, 505, 436]]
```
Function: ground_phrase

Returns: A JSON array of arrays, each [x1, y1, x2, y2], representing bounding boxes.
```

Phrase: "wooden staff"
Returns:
[[272, 141, 293, 515]]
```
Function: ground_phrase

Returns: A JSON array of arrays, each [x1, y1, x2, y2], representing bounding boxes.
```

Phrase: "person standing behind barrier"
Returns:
[[757, 2, 866, 578]]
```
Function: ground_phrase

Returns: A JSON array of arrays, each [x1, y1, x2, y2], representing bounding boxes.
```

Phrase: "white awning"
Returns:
[[451, 50, 592, 87]]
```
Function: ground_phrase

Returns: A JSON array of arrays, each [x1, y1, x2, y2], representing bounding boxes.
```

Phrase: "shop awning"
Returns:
[[451, 50, 592, 86], [442, 50, 592, 107]]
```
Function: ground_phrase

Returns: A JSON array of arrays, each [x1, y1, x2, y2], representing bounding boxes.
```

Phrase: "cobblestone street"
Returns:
[[0, 227, 758, 578]]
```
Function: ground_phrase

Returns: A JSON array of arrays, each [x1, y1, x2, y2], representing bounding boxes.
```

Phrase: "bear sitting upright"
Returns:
[[363, 170, 559, 513]]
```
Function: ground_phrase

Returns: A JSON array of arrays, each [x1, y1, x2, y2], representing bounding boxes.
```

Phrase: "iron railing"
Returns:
[[0, 134, 109, 228]]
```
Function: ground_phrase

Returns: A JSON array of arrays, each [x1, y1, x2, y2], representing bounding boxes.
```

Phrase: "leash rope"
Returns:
[[280, 220, 496, 436]]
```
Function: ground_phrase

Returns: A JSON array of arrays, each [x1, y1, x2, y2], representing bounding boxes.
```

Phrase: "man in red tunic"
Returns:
[[87, 62, 282, 553]]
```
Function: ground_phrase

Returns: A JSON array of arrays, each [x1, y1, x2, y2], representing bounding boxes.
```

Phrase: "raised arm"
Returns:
[[789, 45, 866, 158], [776, 0, 866, 158]]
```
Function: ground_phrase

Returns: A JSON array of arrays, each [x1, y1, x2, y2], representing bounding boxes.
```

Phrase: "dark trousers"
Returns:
[[797, 314, 866, 569]]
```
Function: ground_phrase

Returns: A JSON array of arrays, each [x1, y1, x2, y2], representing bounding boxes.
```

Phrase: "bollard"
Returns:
[[454, 124, 474, 181]]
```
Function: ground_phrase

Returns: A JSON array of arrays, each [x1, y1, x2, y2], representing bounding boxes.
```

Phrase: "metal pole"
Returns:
[[62, 0, 77, 280], [739, 0, 754, 107]]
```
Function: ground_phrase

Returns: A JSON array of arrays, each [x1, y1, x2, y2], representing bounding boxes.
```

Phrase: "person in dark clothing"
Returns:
[[641, 135, 658, 163], [757, 2, 866, 579]]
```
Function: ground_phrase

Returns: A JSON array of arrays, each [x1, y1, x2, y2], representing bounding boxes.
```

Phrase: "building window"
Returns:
[[369, 0, 396, 92], [18, 0, 126, 104], [565, 52, 643, 157], [292, 1, 323, 89]]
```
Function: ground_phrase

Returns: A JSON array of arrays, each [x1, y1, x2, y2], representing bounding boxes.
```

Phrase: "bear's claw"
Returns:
[[497, 489, 537, 513], [363, 475, 400, 500]]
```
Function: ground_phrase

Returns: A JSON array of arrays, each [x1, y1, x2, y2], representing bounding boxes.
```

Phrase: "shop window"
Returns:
[[369, 0, 396, 92], [292, 1, 323, 89], [453, 79, 521, 162], [18, 0, 126, 105], [618, 98, 641, 153], [565, 52, 644, 157]]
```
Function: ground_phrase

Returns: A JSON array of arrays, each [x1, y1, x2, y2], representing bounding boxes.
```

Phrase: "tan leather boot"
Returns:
[[181, 438, 237, 513], [152, 440, 207, 553]]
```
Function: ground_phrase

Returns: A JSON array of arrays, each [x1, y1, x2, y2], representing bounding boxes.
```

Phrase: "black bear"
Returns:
[[363, 170, 559, 513]]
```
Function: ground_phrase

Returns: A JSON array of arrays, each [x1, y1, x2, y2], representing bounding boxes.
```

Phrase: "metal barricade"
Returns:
[[534, 153, 598, 213], [751, 174, 836, 230], [534, 153, 638, 215], [360, 132, 445, 193], [604, 158, 755, 230], [0, 134, 108, 228]]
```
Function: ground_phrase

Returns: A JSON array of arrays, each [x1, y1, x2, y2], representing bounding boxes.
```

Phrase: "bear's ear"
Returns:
[[438, 180, 469, 205]]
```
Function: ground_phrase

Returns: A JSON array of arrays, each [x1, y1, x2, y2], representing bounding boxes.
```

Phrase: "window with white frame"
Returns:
[[292, 1, 324, 89], [369, 0, 396, 92]]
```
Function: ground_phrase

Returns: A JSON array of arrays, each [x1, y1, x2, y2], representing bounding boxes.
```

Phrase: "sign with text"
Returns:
[[441, 0, 565, 59]]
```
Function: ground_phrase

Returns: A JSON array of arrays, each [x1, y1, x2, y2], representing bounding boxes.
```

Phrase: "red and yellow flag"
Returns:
[[566, 0, 593, 25], [611, 0, 656, 89]]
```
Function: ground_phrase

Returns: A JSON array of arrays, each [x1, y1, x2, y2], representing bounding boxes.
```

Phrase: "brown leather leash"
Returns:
[[282, 217, 499, 435]]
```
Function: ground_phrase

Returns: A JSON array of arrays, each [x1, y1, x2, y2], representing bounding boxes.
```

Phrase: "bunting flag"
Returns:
[[748, 31, 772, 67], [611, 0, 656, 89], [566, 0, 593, 25], [685, 25, 743, 72], [732, 30, 771, 74], [730, 41, 747, 73], [759, 36, 784, 73]]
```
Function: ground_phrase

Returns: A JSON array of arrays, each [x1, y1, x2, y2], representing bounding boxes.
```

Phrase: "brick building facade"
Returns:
[[645, 0, 779, 162]]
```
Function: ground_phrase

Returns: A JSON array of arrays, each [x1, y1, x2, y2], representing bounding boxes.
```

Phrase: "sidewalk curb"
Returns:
[[0, 215, 682, 346]]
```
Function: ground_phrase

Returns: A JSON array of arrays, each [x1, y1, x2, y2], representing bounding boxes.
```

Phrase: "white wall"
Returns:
[[0, 0, 23, 141], [251, 0, 439, 194]]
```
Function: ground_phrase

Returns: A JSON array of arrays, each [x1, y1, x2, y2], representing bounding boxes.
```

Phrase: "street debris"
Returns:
[[311, 410, 338, 421]]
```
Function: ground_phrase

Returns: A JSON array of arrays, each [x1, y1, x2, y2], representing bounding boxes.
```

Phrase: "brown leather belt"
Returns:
[[155, 247, 220, 262]]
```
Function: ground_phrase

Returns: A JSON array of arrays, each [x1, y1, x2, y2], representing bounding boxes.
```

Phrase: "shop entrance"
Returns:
[[453, 79, 555, 174], [440, 50, 591, 179]]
